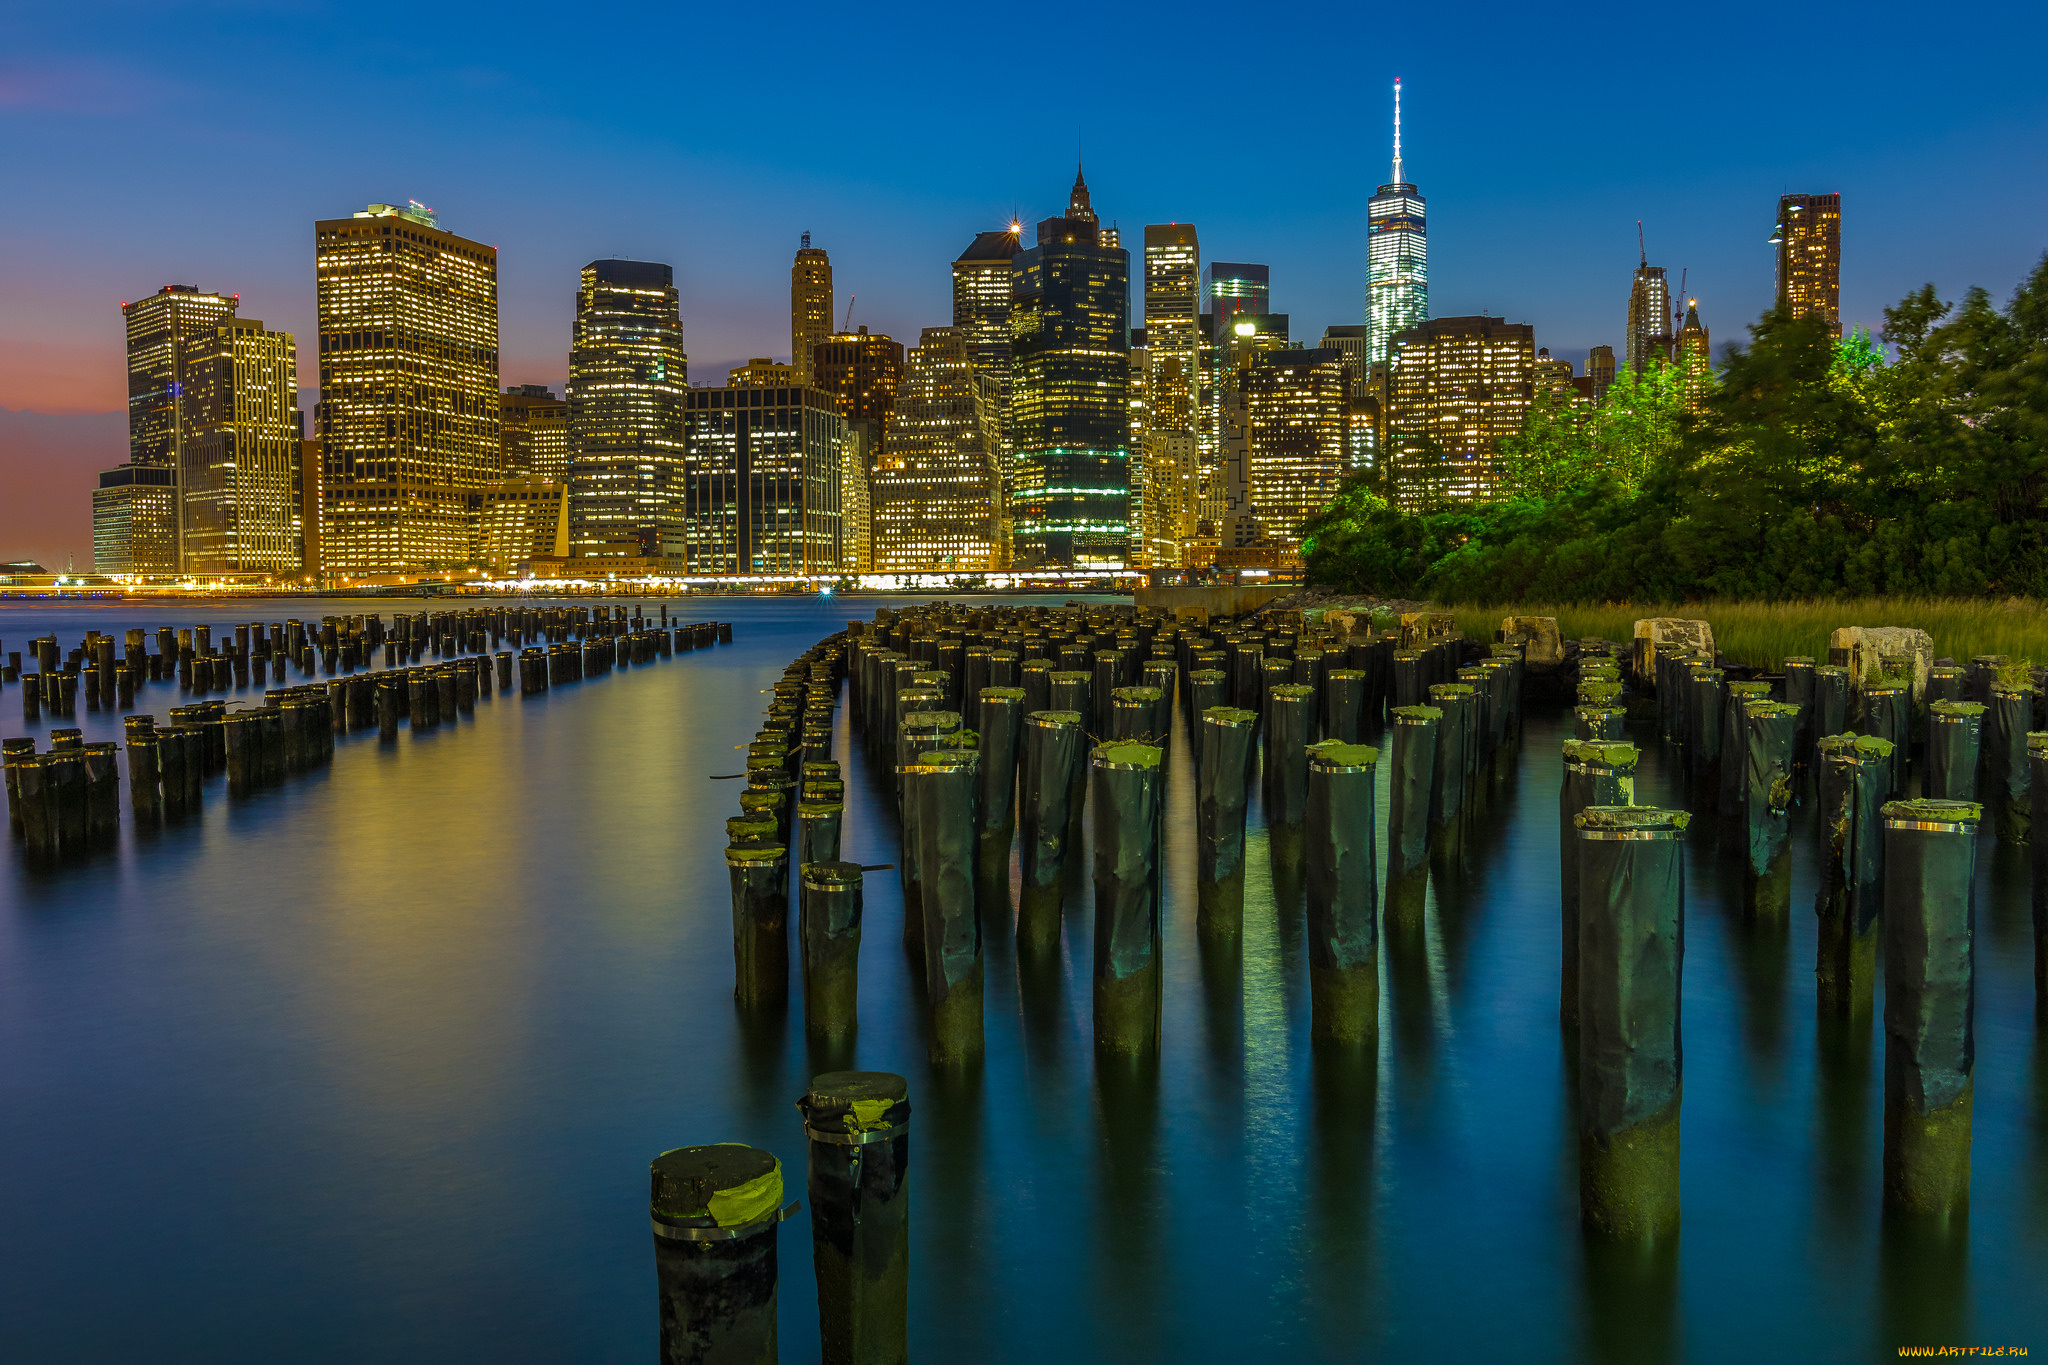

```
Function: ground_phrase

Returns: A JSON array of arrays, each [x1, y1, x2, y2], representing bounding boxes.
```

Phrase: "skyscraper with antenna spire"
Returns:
[[1365, 78, 1427, 367]]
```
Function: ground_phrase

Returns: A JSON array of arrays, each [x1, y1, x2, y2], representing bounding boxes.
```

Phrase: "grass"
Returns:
[[1442, 598, 2048, 671]]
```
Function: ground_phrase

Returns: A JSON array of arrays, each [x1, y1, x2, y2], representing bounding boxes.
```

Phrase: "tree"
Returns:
[[1497, 359, 1688, 500], [1301, 254, 2048, 604]]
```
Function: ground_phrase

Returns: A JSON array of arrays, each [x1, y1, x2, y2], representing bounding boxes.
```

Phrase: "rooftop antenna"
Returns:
[[1391, 78, 1404, 184], [801, 230, 811, 250]]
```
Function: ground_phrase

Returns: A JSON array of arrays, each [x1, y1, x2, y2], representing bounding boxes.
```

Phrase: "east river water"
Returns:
[[1, 594, 2044, 1361]]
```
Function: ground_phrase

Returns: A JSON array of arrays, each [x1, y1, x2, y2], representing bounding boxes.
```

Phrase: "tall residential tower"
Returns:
[[1625, 228, 1673, 374], [182, 318, 304, 575], [314, 201, 500, 578], [1365, 79, 1428, 366], [791, 235, 833, 385], [566, 259, 689, 560], [1141, 223, 1201, 567], [1772, 193, 1841, 336], [953, 226, 1023, 484], [1008, 168, 1130, 569], [100, 285, 239, 572]]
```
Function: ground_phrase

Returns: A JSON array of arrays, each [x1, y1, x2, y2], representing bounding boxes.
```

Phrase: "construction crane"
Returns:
[[843, 296, 856, 334]]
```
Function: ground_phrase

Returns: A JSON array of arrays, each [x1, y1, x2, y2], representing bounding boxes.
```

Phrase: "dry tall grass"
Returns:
[[1445, 598, 2048, 670]]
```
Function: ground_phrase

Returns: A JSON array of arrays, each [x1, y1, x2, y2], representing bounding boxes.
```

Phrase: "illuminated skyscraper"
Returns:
[[870, 327, 1002, 572], [116, 284, 239, 570], [1210, 312, 1293, 550], [1387, 315, 1536, 506], [1365, 78, 1428, 366], [1008, 168, 1131, 569], [791, 234, 833, 385], [682, 383, 845, 574], [1626, 230, 1673, 375], [1676, 299, 1712, 410], [1142, 223, 1201, 567], [1242, 348, 1349, 553], [567, 259, 688, 560], [183, 319, 304, 575], [1772, 193, 1841, 336], [314, 201, 500, 578], [500, 385, 569, 483], [1207, 263, 1269, 335], [954, 226, 1024, 481], [812, 326, 906, 438]]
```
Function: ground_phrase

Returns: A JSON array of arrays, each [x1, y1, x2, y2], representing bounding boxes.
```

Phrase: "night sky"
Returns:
[[3, 0, 2043, 565]]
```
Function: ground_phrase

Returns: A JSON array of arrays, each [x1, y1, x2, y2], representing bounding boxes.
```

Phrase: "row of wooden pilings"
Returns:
[[669, 606, 2034, 1360], [658, 632, 909, 1361], [3, 605, 722, 720], [668, 605, 1542, 1361], [1611, 631, 2048, 1236], [4, 614, 732, 864]]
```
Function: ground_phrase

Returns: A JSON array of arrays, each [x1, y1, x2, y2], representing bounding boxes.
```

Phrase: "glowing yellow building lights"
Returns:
[[872, 326, 1002, 572], [1387, 315, 1536, 506], [314, 201, 500, 578], [1773, 192, 1842, 337]]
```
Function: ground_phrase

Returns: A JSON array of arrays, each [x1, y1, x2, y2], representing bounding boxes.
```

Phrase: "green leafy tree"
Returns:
[[1497, 359, 1688, 500]]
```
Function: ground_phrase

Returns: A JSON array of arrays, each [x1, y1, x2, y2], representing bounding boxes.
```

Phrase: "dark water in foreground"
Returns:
[[1, 594, 2045, 1362]]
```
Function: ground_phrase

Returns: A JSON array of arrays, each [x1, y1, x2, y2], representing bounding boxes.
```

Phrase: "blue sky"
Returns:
[[2, 0, 2045, 560]]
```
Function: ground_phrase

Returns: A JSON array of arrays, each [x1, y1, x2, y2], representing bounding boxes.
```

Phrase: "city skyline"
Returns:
[[30, 164, 2012, 581], [6, 0, 2045, 566]]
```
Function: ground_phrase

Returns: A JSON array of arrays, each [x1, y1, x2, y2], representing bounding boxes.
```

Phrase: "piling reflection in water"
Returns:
[[4, 594, 2047, 1358]]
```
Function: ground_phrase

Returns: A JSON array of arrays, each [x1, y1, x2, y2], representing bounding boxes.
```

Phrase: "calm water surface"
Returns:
[[1, 594, 2044, 1361]]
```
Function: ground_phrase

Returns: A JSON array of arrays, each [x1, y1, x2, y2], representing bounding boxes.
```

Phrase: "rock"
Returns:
[[1397, 611, 1459, 647], [1499, 616, 1564, 673], [1632, 618, 1715, 681], [1827, 626, 1935, 703]]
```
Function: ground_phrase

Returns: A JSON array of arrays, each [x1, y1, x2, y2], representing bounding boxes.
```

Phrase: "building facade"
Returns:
[[731, 359, 799, 388], [477, 478, 569, 570], [870, 327, 1002, 572], [1773, 192, 1841, 336], [566, 258, 688, 561], [314, 201, 500, 578], [1676, 300, 1712, 410], [683, 384, 844, 575], [1626, 253, 1673, 375], [840, 423, 873, 573], [1587, 345, 1617, 406], [1366, 79, 1428, 366], [92, 465, 178, 575], [1533, 347, 1576, 403], [1142, 223, 1202, 567], [811, 327, 906, 439], [501, 385, 569, 482], [791, 235, 833, 385], [1242, 348, 1349, 552], [118, 284, 239, 571], [182, 319, 304, 575], [1207, 262, 1269, 335], [1387, 315, 1536, 506], [953, 227, 1023, 500], [1008, 170, 1131, 570]]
